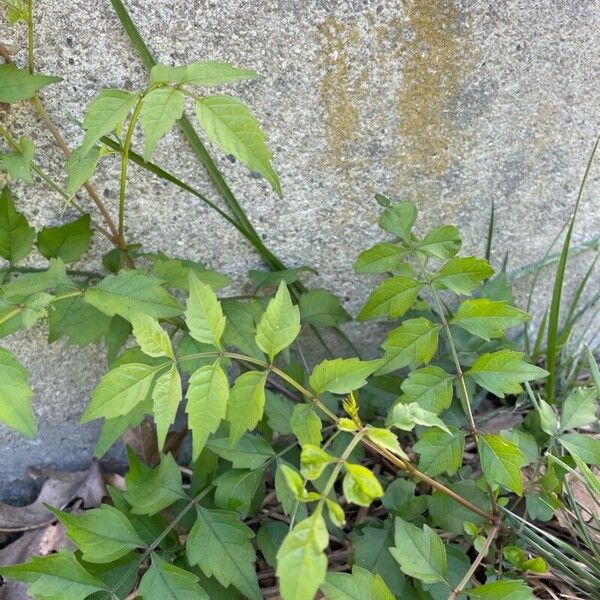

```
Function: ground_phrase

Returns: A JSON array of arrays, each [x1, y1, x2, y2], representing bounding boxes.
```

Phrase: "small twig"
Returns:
[[449, 522, 501, 600]]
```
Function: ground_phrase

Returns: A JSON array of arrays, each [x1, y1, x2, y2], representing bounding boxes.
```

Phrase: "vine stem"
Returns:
[[448, 521, 501, 600], [177, 350, 495, 522]]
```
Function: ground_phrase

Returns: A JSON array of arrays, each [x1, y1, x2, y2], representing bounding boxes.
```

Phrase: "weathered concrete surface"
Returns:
[[1, 0, 599, 497]]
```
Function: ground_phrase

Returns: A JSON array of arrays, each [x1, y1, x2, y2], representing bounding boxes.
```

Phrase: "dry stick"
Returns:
[[448, 522, 501, 600]]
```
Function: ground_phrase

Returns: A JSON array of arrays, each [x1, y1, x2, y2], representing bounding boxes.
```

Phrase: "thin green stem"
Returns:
[[27, 0, 34, 74], [118, 97, 144, 245]]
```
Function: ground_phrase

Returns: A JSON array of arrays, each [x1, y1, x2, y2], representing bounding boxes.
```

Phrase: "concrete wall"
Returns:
[[1, 0, 599, 498]]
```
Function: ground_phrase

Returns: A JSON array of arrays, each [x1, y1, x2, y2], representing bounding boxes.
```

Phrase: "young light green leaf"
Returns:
[[479, 433, 527, 495], [131, 314, 174, 359], [0, 137, 35, 183], [185, 270, 226, 347], [141, 87, 185, 160], [389, 517, 447, 584], [298, 288, 351, 326], [560, 387, 597, 431], [227, 370, 268, 448], [365, 426, 408, 459], [290, 403, 322, 447], [276, 512, 329, 600], [559, 432, 600, 466], [79, 89, 140, 155], [139, 554, 209, 600], [465, 350, 549, 398], [152, 365, 182, 448], [400, 366, 454, 414], [255, 280, 300, 361], [321, 566, 395, 600], [0, 346, 36, 437], [196, 95, 281, 195], [300, 444, 336, 480], [343, 463, 384, 506], [413, 427, 465, 476], [124, 450, 185, 515], [309, 357, 382, 396], [0, 551, 106, 600], [65, 145, 105, 198], [387, 401, 450, 434], [187, 507, 261, 600], [84, 270, 182, 321], [416, 225, 461, 259], [378, 202, 417, 241], [150, 61, 259, 86], [0, 186, 35, 263], [36, 214, 93, 263], [49, 504, 143, 563], [378, 318, 441, 375], [354, 243, 406, 274], [81, 362, 162, 422], [356, 276, 422, 321], [451, 298, 529, 341], [468, 579, 533, 600], [433, 256, 494, 295], [186, 360, 229, 460], [278, 463, 306, 499], [0, 64, 61, 103]]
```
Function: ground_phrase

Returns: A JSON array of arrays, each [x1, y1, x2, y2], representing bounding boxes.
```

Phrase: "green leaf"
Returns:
[[124, 450, 185, 514], [400, 366, 454, 414], [321, 566, 395, 600], [560, 387, 597, 431], [0, 136, 35, 183], [81, 362, 163, 422], [79, 89, 140, 155], [222, 299, 262, 358], [354, 243, 406, 274], [206, 434, 274, 469], [433, 256, 494, 294], [414, 427, 465, 476], [65, 145, 105, 198], [139, 554, 209, 600], [365, 426, 408, 459], [0, 64, 61, 103], [0, 186, 35, 263], [249, 266, 313, 290], [140, 87, 185, 160], [300, 444, 336, 480], [84, 269, 182, 321], [299, 288, 351, 326], [356, 276, 422, 321], [186, 360, 229, 460], [451, 298, 529, 341], [468, 580, 533, 600], [149, 252, 231, 290], [378, 318, 441, 375], [378, 202, 416, 241], [214, 468, 263, 514], [291, 403, 322, 447], [195, 94, 281, 195], [36, 214, 93, 263], [1, 258, 68, 298], [50, 504, 143, 563], [0, 551, 106, 600], [309, 357, 382, 395], [416, 225, 461, 259], [389, 517, 447, 583], [479, 433, 527, 495], [150, 61, 259, 86], [275, 462, 307, 520], [185, 271, 226, 348], [131, 313, 174, 359], [152, 365, 182, 448], [227, 370, 267, 448], [387, 401, 450, 434], [255, 280, 300, 361], [465, 350, 549, 398], [559, 432, 600, 466], [187, 507, 261, 600], [276, 512, 329, 600], [343, 463, 384, 506], [0, 346, 36, 437]]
